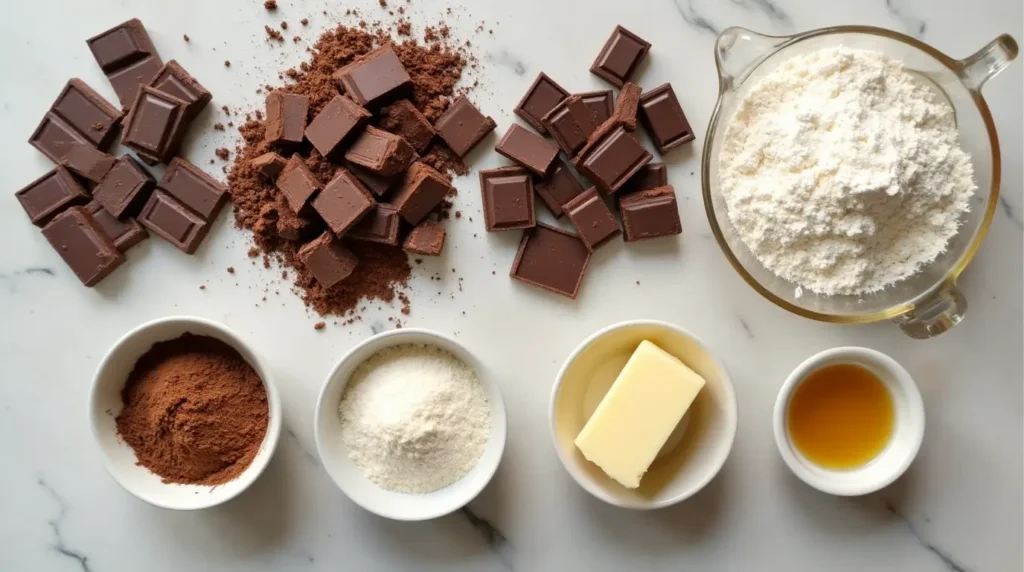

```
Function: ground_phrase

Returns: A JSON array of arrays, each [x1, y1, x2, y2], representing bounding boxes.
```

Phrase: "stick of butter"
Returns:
[[574, 340, 706, 489]]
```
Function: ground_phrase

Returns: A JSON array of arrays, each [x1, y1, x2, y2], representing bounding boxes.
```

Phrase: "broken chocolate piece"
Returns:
[[276, 155, 322, 216], [158, 158, 228, 221], [542, 95, 598, 156], [389, 162, 452, 225], [345, 126, 417, 177], [535, 159, 586, 219], [265, 91, 309, 145], [578, 90, 614, 125], [137, 190, 210, 254], [379, 99, 435, 153], [495, 124, 558, 177], [305, 94, 371, 157], [41, 206, 125, 286], [122, 86, 190, 163], [620, 186, 682, 241], [514, 72, 569, 134], [149, 60, 212, 120], [433, 96, 496, 157], [574, 124, 651, 194], [29, 79, 123, 163], [92, 155, 156, 218], [562, 187, 620, 251], [62, 143, 116, 183], [15, 166, 90, 227], [86, 18, 164, 108], [85, 200, 148, 252], [332, 45, 412, 108], [479, 166, 536, 231], [311, 170, 376, 236], [251, 152, 288, 179], [613, 82, 642, 132], [619, 162, 667, 196], [347, 204, 401, 246], [298, 231, 358, 288], [403, 221, 446, 256]]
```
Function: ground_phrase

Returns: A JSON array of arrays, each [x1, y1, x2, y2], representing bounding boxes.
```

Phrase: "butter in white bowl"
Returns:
[[574, 340, 706, 489]]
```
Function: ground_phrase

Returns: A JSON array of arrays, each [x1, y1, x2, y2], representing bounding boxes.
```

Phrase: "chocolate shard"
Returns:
[[638, 83, 695, 154], [620, 186, 682, 241], [150, 60, 212, 119], [251, 152, 288, 180], [344, 126, 417, 177], [494, 124, 558, 177], [122, 86, 190, 163], [590, 25, 651, 87], [305, 94, 371, 157], [86, 18, 163, 108], [514, 72, 569, 134], [403, 221, 446, 256], [535, 159, 586, 219], [574, 124, 651, 194], [433, 96, 496, 157], [137, 190, 211, 254], [347, 204, 401, 246], [389, 162, 452, 225], [29, 79, 123, 163], [92, 155, 156, 218], [42, 206, 125, 286], [265, 91, 309, 145], [379, 99, 435, 154], [332, 45, 412, 108], [158, 158, 229, 221], [613, 82, 642, 132], [298, 231, 359, 289], [311, 170, 376, 237], [85, 200, 148, 252], [276, 155, 322, 216], [562, 187, 621, 251], [15, 166, 90, 227], [510, 223, 591, 299], [479, 166, 536, 232]]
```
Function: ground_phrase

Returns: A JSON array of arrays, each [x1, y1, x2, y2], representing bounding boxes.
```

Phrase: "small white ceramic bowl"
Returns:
[[773, 347, 925, 496], [314, 328, 507, 521], [549, 320, 738, 510], [89, 316, 282, 510]]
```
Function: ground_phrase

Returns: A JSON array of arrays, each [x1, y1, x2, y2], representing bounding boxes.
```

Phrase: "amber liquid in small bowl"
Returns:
[[787, 364, 895, 470]]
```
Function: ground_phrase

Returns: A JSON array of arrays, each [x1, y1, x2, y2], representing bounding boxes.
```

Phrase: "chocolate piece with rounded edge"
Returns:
[[62, 143, 116, 183], [578, 90, 614, 125], [380, 99, 435, 153], [122, 86, 190, 163], [479, 166, 536, 232], [312, 170, 376, 237], [16, 166, 90, 226], [332, 45, 412, 108], [298, 231, 358, 288], [30, 79, 123, 162], [251, 152, 288, 179], [345, 126, 417, 177], [93, 155, 156, 218], [150, 60, 212, 119], [347, 204, 401, 246], [495, 124, 558, 177], [159, 158, 228, 221], [42, 206, 125, 286], [276, 155, 322, 216], [638, 83, 695, 153], [305, 94, 371, 157], [86, 200, 148, 252], [613, 82, 642, 132], [542, 95, 598, 156], [620, 162, 667, 196], [514, 72, 569, 134], [433, 96, 496, 157], [265, 91, 309, 145], [535, 159, 586, 219], [574, 124, 651, 194], [620, 186, 682, 241], [590, 26, 651, 87], [403, 221, 446, 256], [563, 187, 621, 251], [137, 190, 210, 254], [510, 223, 591, 299], [87, 19, 163, 108], [389, 162, 452, 225]]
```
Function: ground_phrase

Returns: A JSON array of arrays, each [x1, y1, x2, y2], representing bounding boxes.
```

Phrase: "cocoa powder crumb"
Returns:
[[227, 266, 235, 274], [266, 25, 284, 41], [264, 0, 277, 9], [199, 284, 206, 290], [183, 34, 190, 42], [314, 321, 326, 330], [301, 18, 309, 25], [224, 60, 231, 67], [213, 123, 225, 130], [216, 147, 230, 160], [281, 21, 289, 30]]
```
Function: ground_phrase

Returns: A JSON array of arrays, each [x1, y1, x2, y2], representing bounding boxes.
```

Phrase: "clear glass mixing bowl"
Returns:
[[702, 26, 1018, 339]]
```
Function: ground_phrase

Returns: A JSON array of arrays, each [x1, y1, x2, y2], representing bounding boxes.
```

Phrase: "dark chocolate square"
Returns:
[[578, 90, 614, 125], [150, 60, 212, 119], [137, 190, 210, 254], [93, 155, 156, 218], [158, 158, 228, 221], [433, 96, 496, 157], [86, 200, 148, 252], [122, 86, 190, 163], [332, 45, 412, 108], [514, 73, 569, 134], [590, 25, 651, 87], [574, 124, 651, 194], [619, 162, 668, 196], [62, 143, 116, 183], [345, 126, 417, 177], [403, 221, 446, 256], [542, 96, 598, 156], [479, 166, 536, 231], [535, 159, 586, 218], [510, 223, 591, 299], [562, 187, 621, 251], [347, 204, 401, 246], [638, 83, 695, 154], [305, 95, 371, 157], [251, 152, 288, 179], [311, 170, 376, 237], [264, 91, 309, 145], [41, 206, 124, 286], [15, 166, 90, 227], [620, 186, 682, 241], [276, 155, 322, 216], [298, 231, 359, 289], [379, 99, 435, 153], [389, 162, 452, 225], [495, 124, 558, 177]]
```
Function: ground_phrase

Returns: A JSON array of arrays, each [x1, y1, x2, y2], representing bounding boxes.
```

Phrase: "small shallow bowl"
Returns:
[[773, 347, 924, 496], [550, 320, 738, 510], [89, 316, 282, 510], [314, 328, 507, 521]]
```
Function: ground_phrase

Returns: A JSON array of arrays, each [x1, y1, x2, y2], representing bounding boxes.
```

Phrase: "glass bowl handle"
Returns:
[[892, 285, 968, 339], [714, 27, 793, 93], [958, 34, 1019, 91]]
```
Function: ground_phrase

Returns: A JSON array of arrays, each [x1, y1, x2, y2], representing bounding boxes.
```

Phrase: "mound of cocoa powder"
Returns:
[[115, 334, 269, 486], [228, 23, 474, 318]]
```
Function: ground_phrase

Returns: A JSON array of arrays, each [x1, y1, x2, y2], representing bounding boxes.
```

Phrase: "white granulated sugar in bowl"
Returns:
[[338, 344, 490, 494], [718, 46, 976, 296]]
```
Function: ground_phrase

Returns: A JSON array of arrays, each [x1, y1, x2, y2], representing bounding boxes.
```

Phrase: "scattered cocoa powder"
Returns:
[[213, 123, 225, 131], [266, 25, 284, 41], [183, 34, 190, 42], [301, 18, 309, 25], [264, 0, 277, 9], [281, 21, 288, 30], [215, 147, 230, 160], [224, 60, 231, 67], [314, 321, 326, 330], [115, 334, 269, 486]]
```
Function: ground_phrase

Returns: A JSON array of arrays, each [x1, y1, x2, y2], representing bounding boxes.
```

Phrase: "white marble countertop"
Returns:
[[0, 0, 1020, 570]]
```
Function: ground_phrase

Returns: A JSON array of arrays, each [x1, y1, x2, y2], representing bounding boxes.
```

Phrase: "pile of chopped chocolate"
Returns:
[[481, 25, 695, 299], [228, 23, 490, 318], [16, 18, 226, 286]]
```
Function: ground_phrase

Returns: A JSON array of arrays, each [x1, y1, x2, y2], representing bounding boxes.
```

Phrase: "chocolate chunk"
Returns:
[[87, 19, 163, 108], [42, 206, 125, 286], [389, 162, 452, 225], [159, 158, 229, 220], [137, 190, 210, 254], [257, 196, 315, 242], [590, 25, 650, 87], [613, 82, 642, 131], [403, 221, 446, 256], [251, 152, 288, 179], [535, 159, 586, 218], [638, 83, 695, 153], [479, 166, 536, 231], [495, 124, 558, 177], [379, 99, 435, 153], [575, 125, 651, 194], [264, 91, 309, 145], [620, 186, 682, 241], [311, 170, 375, 236], [542, 95, 598, 156], [305, 95, 371, 157], [578, 90, 614, 125], [15, 166, 90, 226], [345, 126, 417, 177], [347, 204, 401, 246], [620, 162, 668, 196], [122, 86, 190, 163], [150, 60, 212, 119], [563, 187, 620, 251], [29, 79, 123, 162], [298, 231, 358, 288], [276, 155, 322, 215], [433, 96, 496, 157], [510, 223, 591, 299], [92, 155, 156, 218], [85, 200, 148, 252], [332, 45, 412, 108], [62, 143, 116, 183], [514, 73, 569, 134], [346, 161, 396, 197]]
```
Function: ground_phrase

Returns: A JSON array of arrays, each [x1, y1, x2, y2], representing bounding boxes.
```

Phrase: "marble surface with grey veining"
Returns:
[[0, 0, 1020, 570]]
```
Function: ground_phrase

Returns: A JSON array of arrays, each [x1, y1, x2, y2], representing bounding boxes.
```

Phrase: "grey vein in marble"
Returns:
[[885, 501, 968, 572], [884, 0, 927, 36], [998, 196, 1023, 230], [487, 51, 526, 76], [38, 478, 92, 572], [460, 506, 513, 570], [738, 316, 754, 339], [0, 266, 55, 279], [671, 0, 721, 36], [729, 0, 793, 28], [284, 425, 319, 466]]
